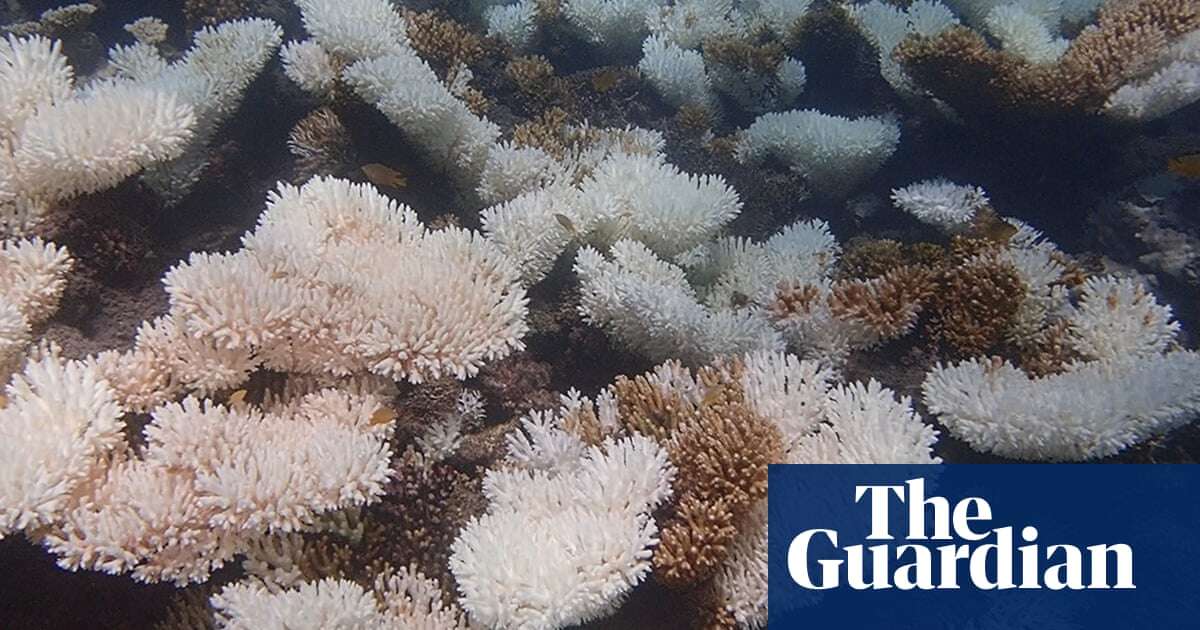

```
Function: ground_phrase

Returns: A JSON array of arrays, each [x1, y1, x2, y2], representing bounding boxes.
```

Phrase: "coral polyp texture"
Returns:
[[0, 0, 1197, 627]]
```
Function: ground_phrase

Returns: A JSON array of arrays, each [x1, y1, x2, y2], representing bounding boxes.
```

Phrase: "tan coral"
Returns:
[[896, 0, 1200, 116], [403, 9, 485, 69], [929, 254, 1026, 357], [828, 265, 933, 342]]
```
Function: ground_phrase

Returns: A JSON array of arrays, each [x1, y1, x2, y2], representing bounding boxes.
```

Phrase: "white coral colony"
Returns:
[[164, 176, 529, 383]]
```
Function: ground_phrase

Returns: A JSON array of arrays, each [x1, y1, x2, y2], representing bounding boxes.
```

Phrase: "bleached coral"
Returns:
[[281, 40, 340, 98], [213, 565, 468, 629], [748, 0, 814, 39], [1105, 31, 1200, 121], [41, 387, 395, 584], [638, 34, 715, 111], [214, 578, 387, 629], [486, 0, 539, 50], [344, 51, 502, 180], [0, 349, 124, 540], [0, 238, 72, 376], [163, 176, 528, 384], [1066, 275, 1180, 362], [576, 151, 741, 256], [576, 239, 783, 364], [0, 35, 194, 228], [294, 0, 410, 60], [562, 0, 660, 53], [850, 0, 959, 96], [736, 109, 900, 196], [890, 178, 989, 231], [648, 0, 744, 50], [450, 416, 675, 629], [99, 19, 282, 202], [924, 352, 1200, 461], [481, 146, 739, 285], [984, 3, 1069, 64]]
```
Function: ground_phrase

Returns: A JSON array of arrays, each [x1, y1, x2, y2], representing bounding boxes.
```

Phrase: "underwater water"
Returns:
[[0, 0, 1198, 628]]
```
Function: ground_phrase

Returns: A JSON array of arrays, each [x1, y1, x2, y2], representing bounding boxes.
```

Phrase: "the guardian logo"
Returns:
[[788, 478, 1135, 591]]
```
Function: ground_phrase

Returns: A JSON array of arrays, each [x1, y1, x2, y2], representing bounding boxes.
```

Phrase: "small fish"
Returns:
[[0, 393, 7, 409], [554, 213, 582, 239], [228, 389, 248, 406], [361, 163, 408, 189], [971, 206, 1018, 244], [1167, 153, 1200, 179], [369, 406, 398, 426]]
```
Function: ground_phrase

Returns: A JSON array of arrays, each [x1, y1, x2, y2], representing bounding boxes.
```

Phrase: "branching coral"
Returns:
[[449, 418, 675, 629], [160, 176, 528, 384], [493, 351, 939, 628], [0, 35, 194, 232], [108, 18, 282, 202], [924, 271, 1200, 460], [895, 0, 1200, 118], [0, 237, 70, 377], [735, 109, 901, 197], [212, 565, 469, 629]]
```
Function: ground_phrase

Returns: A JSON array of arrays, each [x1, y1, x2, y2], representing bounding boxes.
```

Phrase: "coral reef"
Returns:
[[0, 0, 1198, 627]]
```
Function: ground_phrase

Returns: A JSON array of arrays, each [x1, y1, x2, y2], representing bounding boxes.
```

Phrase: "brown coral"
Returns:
[[896, 0, 1200, 117], [608, 365, 780, 589], [929, 255, 1026, 357], [768, 280, 823, 320], [828, 265, 934, 341], [288, 107, 355, 182], [702, 36, 786, 75], [183, 0, 249, 26], [402, 9, 485, 70], [837, 238, 907, 280], [361, 448, 478, 587]]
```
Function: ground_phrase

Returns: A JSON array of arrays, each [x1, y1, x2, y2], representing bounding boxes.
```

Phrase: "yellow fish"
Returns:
[[1167, 153, 1200, 179], [361, 163, 408, 189], [228, 389, 248, 406], [369, 406, 397, 426]]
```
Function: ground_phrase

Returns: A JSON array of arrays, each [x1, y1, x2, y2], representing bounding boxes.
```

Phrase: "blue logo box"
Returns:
[[768, 465, 1200, 629]]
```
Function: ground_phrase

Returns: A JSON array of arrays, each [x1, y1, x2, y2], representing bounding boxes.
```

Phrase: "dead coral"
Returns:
[[475, 353, 558, 420]]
